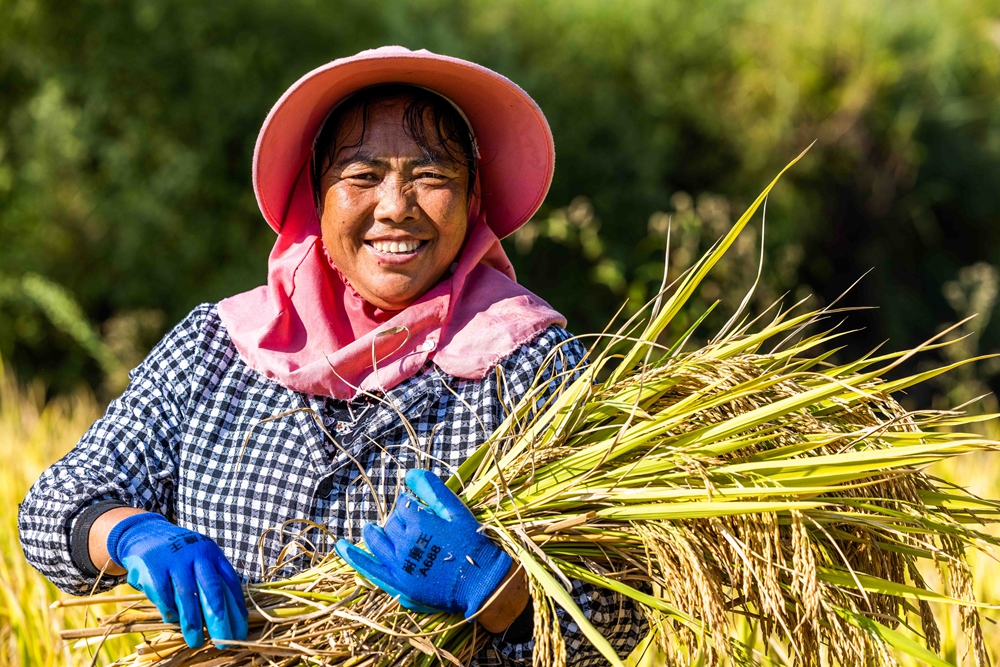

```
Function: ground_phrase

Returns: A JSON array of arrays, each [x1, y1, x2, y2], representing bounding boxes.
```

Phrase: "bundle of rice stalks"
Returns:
[[62, 149, 1000, 666]]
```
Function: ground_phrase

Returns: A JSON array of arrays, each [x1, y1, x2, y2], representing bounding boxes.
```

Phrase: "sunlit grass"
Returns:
[[0, 363, 136, 667]]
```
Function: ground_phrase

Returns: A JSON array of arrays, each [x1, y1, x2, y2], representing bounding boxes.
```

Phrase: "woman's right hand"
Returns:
[[104, 512, 249, 648]]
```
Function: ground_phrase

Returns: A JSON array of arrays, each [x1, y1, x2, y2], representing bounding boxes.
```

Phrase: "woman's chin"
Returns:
[[353, 268, 454, 311], [358, 282, 429, 312]]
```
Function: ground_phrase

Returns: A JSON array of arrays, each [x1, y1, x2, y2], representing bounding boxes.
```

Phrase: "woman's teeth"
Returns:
[[370, 240, 421, 254]]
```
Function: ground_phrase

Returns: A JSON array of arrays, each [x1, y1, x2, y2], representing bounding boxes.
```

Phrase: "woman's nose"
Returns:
[[373, 175, 418, 224]]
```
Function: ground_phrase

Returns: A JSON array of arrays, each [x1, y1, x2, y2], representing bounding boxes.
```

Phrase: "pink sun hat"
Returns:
[[252, 45, 555, 239]]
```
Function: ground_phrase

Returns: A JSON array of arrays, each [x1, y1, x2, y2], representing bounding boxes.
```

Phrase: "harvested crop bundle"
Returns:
[[62, 151, 1000, 666]]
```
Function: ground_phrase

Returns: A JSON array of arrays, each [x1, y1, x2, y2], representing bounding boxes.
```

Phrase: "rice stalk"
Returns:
[[64, 147, 1000, 666]]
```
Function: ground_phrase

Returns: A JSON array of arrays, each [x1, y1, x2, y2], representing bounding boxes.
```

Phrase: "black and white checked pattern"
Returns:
[[19, 304, 643, 665]]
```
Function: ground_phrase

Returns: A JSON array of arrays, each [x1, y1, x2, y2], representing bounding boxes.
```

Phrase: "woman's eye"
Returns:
[[345, 172, 379, 182], [416, 171, 448, 181]]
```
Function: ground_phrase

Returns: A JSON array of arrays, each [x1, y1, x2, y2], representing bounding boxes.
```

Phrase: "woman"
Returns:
[[20, 46, 641, 665]]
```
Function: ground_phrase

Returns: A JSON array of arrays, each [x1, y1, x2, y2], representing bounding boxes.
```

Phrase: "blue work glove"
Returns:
[[335, 469, 512, 619], [107, 512, 249, 649]]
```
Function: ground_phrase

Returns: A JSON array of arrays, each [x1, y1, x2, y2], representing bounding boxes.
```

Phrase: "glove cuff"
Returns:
[[106, 512, 168, 567], [461, 549, 514, 619]]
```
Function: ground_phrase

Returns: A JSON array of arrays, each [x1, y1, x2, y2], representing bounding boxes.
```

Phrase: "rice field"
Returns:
[[0, 363, 136, 666], [1, 352, 998, 667]]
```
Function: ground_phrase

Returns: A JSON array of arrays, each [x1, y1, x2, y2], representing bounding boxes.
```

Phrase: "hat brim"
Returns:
[[253, 47, 554, 240]]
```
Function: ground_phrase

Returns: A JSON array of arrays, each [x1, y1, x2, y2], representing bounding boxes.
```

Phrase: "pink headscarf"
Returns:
[[218, 53, 565, 399]]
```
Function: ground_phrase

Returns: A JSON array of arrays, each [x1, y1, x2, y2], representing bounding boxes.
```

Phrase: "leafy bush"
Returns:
[[2, 0, 999, 401]]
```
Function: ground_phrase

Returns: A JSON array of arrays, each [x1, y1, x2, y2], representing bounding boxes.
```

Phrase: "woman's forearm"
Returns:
[[88, 506, 146, 576], [475, 563, 530, 633]]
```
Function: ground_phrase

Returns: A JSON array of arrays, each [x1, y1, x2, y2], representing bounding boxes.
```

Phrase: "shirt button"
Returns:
[[316, 477, 334, 497]]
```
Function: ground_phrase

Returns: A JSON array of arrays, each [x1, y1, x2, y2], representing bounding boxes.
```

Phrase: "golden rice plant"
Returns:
[[0, 361, 137, 667], [65, 149, 1000, 666]]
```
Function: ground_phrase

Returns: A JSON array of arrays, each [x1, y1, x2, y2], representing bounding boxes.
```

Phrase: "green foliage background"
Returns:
[[3, 0, 1000, 403]]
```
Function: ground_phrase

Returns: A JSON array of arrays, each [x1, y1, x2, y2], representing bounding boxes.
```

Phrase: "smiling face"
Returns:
[[317, 100, 471, 311]]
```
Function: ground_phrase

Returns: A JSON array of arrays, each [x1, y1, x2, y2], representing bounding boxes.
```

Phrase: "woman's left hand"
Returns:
[[335, 469, 514, 620]]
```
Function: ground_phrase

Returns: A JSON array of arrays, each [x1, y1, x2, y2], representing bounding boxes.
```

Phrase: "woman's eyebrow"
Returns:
[[333, 152, 387, 169], [333, 152, 453, 169]]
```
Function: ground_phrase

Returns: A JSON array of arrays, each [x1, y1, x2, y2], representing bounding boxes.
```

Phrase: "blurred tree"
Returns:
[[1, 0, 999, 405]]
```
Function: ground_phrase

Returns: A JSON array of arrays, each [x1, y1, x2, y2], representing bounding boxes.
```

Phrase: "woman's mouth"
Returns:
[[365, 239, 428, 262], [368, 240, 424, 254]]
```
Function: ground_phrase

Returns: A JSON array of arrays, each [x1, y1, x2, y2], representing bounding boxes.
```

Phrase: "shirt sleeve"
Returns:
[[478, 326, 645, 665], [17, 303, 216, 595]]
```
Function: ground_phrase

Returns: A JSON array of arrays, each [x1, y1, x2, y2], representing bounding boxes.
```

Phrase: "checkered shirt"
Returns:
[[19, 303, 642, 665]]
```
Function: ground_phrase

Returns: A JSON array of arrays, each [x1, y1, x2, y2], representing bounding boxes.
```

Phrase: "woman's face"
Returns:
[[318, 101, 470, 311]]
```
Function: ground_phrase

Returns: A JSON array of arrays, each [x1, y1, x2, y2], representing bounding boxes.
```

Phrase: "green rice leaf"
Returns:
[[608, 143, 814, 384], [817, 568, 997, 608], [595, 500, 829, 520]]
